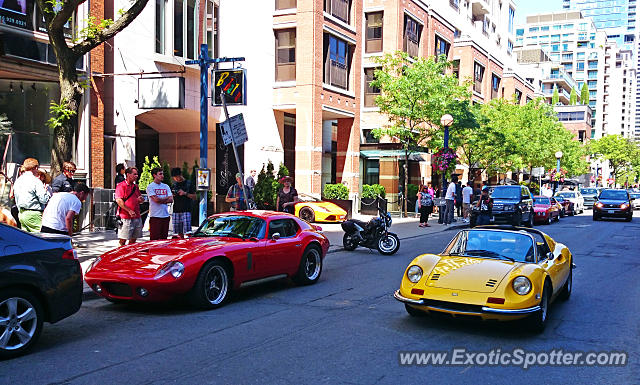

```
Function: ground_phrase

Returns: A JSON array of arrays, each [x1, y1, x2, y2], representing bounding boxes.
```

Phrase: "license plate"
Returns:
[[608, 210, 615, 214]]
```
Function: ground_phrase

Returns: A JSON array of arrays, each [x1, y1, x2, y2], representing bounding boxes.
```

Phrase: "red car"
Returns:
[[533, 196, 561, 225], [84, 211, 330, 308]]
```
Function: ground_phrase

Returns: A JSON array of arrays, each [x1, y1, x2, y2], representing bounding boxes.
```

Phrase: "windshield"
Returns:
[[599, 190, 629, 200], [554, 197, 565, 202], [446, 230, 535, 263], [556, 192, 575, 198], [193, 215, 266, 239], [581, 188, 597, 195], [490, 187, 520, 200], [533, 197, 550, 205], [631, 193, 640, 199], [298, 194, 320, 203]]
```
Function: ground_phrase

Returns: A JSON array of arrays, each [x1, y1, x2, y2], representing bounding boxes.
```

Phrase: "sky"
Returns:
[[514, 0, 565, 26]]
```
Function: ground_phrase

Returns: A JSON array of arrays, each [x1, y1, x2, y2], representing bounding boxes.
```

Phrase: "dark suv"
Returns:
[[471, 185, 534, 227], [593, 189, 633, 221]]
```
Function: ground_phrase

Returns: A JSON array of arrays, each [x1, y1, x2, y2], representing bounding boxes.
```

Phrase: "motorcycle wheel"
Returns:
[[342, 233, 358, 251], [377, 233, 400, 255]]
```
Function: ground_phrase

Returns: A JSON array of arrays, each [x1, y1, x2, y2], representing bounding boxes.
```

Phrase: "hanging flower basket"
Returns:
[[548, 168, 568, 182], [433, 147, 458, 175]]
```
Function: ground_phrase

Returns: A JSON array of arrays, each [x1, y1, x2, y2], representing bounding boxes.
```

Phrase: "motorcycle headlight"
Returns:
[[155, 261, 184, 279], [386, 214, 392, 226], [407, 265, 423, 283], [512, 276, 532, 295]]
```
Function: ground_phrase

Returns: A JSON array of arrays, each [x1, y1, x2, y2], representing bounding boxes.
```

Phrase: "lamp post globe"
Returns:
[[440, 114, 454, 127], [555, 151, 563, 160]]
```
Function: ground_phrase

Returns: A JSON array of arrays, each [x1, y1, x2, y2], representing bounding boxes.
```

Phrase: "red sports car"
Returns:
[[84, 211, 330, 308], [533, 196, 560, 225]]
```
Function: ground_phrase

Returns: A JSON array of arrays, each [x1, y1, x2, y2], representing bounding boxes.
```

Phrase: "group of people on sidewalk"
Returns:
[[224, 171, 300, 214], [9, 158, 90, 237]]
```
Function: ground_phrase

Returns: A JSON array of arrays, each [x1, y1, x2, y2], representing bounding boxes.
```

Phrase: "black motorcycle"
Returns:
[[341, 205, 400, 255]]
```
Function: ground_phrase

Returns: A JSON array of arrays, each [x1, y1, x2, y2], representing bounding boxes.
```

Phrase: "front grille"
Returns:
[[422, 299, 483, 313], [486, 279, 498, 287], [430, 274, 440, 281], [102, 282, 133, 297]]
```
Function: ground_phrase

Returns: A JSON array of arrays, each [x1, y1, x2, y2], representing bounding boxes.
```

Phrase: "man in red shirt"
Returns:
[[115, 167, 144, 246]]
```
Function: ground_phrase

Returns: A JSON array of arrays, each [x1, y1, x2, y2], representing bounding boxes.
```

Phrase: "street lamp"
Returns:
[[438, 114, 453, 224], [554, 150, 563, 195]]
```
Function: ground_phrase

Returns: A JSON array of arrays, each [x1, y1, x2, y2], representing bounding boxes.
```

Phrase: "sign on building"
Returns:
[[138, 77, 185, 109], [531, 167, 545, 177], [212, 69, 246, 106], [220, 114, 248, 146]]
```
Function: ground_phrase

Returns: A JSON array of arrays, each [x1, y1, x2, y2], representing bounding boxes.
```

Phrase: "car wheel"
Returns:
[[625, 214, 632, 222], [546, 215, 552, 225], [511, 211, 522, 226], [469, 215, 477, 228], [527, 281, 551, 333], [189, 260, 230, 309], [293, 245, 323, 285], [559, 264, 572, 301], [377, 233, 400, 255], [342, 233, 358, 251], [526, 210, 534, 227], [0, 289, 44, 359], [560, 209, 565, 217], [299, 207, 315, 223], [405, 304, 425, 317], [592, 213, 599, 221]]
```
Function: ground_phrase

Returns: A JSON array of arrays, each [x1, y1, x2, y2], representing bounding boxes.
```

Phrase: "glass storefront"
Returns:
[[0, 79, 60, 165]]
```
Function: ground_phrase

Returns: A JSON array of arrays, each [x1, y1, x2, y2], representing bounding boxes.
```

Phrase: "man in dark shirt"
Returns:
[[170, 168, 196, 238], [51, 161, 76, 193]]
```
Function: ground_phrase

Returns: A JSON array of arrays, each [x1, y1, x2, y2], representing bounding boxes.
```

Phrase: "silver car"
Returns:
[[580, 188, 599, 209], [630, 192, 640, 210], [555, 190, 585, 214]]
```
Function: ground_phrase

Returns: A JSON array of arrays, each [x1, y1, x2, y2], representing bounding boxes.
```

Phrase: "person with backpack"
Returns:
[[418, 185, 434, 227], [225, 173, 253, 211]]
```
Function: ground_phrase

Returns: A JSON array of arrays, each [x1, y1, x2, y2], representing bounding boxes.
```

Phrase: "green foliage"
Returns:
[[569, 88, 577, 105], [520, 181, 540, 195], [76, 16, 115, 42], [580, 83, 589, 105], [406, 184, 418, 201], [589, 134, 638, 180], [551, 85, 559, 105], [139, 156, 161, 191], [362, 184, 386, 199], [181, 161, 191, 181], [323, 184, 349, 200], [254, 161, 277, 209], [277, 163, 289, 179], [162, 161, 172, 185], [47, 99, 76, 130]]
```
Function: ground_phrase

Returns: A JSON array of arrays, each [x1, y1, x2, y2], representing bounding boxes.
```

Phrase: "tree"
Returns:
[[370, 52, 471, 215], [569, 88, 577, 105], [36, 0, 149, 174], [138, 155, 161, 191], [551, 85, 559, 105], [580, 83, 589, 105], [589, 135, 636, 182], [254, 161, 277, 209]]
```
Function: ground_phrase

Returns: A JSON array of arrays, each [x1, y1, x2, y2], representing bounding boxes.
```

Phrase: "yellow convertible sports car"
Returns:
[[294, 194, 347, 223], [394, 226, 573, 332]]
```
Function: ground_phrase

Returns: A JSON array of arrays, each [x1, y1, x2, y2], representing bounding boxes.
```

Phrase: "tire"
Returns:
[[560, 209, 565, 218], [377, 233, 400, 255], [525, 210, 534, 227], [625, 215, 632, 222], [527, 281, 551, 333], [546, 215, 552, 225], [592, 213, 599, 221], [189, 260, 231, 309], [469, 214, 477, 228], [405, 303, 425, 317], [293, 246, 323, 285], [342, 233, 358, 251], [559, 264, 572, 301], [0, 289, 44, 359], [299, 207, 315, 223], [512, 211, 523, 226]]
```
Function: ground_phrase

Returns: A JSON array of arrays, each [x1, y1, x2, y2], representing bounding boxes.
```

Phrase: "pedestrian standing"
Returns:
[[170, 167, 196, 238], [276, 176, 299, 214], [13, 158, 50, 232], [418, 185, 434, 227], [462, 182, 474, 223], [115, 167, 144, 246], [51, 161, 76, 193], [147, 167, 173, 240], [245, 169, 257, 192], [455, 181, 463, 217], [226, 173, 253, 211], [114, 163, 126, 187], [476, 186, 493, 225], [444, 175, 457, 225], [41, 183, 90, 236]]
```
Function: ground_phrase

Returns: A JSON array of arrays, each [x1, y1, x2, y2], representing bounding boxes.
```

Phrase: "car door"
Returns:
[[521, 187, 533, 222], [226, 219, 268, 282], [265, 219, 303, 275], [536, 235, 568, 294]]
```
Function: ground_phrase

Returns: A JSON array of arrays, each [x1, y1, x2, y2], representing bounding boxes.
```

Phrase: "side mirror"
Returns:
[[546, 252, 554, 261], [271, 233, 280, 241]]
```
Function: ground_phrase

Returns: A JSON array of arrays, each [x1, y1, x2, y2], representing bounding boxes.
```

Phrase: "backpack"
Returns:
[[420, 192, 433, 207]]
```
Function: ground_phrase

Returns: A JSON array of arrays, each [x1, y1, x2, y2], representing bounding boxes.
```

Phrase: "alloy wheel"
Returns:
[[0, 297, 38, 351], [304, 248, 321, 280], [204, 266, 229, 305]]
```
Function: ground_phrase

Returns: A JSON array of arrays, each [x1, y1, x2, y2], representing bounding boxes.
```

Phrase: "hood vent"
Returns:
[[430, 273, 440, 281], [486, 279, 498, 287]]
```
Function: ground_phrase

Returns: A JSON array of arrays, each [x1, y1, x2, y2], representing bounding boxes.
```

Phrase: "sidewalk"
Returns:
[[75, 214, 468, 300]]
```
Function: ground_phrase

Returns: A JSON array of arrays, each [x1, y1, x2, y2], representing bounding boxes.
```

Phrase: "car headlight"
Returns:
[[595, 202, 604, 208], [512, 276, 532, 295], [86, 257, 101, 273], [620, 203, 629, 210], [407, 265, 423, 283], [155, 261, 184, 279]]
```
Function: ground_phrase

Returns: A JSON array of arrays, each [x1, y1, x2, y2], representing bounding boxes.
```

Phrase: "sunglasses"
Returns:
[[66, 169, 76, 174]]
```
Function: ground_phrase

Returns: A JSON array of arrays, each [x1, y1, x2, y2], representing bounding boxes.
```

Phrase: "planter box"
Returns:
[[323, 198, 352, 219], [360, 197, 387, 215]]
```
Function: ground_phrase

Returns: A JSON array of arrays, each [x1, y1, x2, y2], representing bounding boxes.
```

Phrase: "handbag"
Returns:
[[112, 185, 139, 229]]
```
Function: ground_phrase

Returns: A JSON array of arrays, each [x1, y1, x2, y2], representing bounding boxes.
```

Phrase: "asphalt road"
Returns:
[[2, 211, 639, 384]]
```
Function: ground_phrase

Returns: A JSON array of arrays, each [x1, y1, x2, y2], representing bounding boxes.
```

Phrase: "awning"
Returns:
[[360, 149, 430, 161]]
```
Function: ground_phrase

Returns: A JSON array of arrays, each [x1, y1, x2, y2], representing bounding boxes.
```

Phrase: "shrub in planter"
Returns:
[[361, 184, 388, 215], [406, 183, 418, 211], [323, 183, 349, 200], [254, 161, 278, 210], [362, 184, 386, 199]]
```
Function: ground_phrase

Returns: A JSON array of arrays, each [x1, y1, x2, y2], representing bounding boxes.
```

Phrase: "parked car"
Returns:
[[580, 188, 599, 209], [555, 191, 584, 214], [294, 193, 347, 223], [553, 196, 575, 217], [85, 211, 330, 308], [394, 226, 574, 332], [0, 224, 82, 359], [629, 192, 640, 210], [593, 189, 633, 221], [533, 196, 561, 225], [470, 185, 534, 227]]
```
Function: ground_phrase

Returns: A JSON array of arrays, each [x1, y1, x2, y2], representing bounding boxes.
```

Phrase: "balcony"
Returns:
[[542, 88, 571, 104], [543, 70, 578, 90], [471, 0, 489, 17]]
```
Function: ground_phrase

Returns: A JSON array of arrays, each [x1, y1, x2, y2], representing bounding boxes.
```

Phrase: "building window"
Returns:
[[276, 0, 296, 10], [364, 68, 380, 107], [450, 0, 460, 10], [434, 35, 450, 60], [515, 89, 522, 104], [325, 0, 351, 24], [364, 159, 380, 184], [365, 12, 383, 53], [173, 0, 183, 56], [205, 0, 218, 60], [508, 7, 515, 34], [577, 62, 584, 71], [507, 40, 513, 54], [275, 29, 296, 82], [474, 62, 485, 94], [324, 34, 350, 90], [403, 14, 421, 57], [173, 0, 197, 58], [557, 111, 585, 121], [452, 59, 460, 79], [491, 74, 500, 99], [155, 0, 166, 54]]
